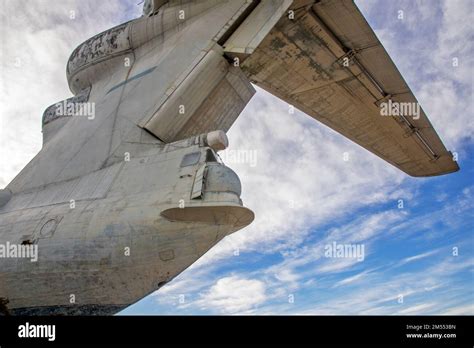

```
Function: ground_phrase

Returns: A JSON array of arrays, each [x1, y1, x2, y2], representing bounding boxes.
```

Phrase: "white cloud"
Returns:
[[333, 270, 373, 288], [295, 256, 474, 315], [397, 250, 439, 266], [397, 303, 437, 315], [196, 276, 267, 314], [440, 304, 474, 315]]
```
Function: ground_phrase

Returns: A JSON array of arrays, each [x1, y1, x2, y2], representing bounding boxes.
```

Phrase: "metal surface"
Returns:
[[0, 0, 458, 315]]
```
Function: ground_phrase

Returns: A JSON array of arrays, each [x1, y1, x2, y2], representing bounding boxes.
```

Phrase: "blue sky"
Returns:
[[0, 0, 472, 315]]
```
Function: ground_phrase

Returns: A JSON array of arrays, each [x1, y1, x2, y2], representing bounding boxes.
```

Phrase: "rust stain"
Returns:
[[269, 37, 286, 51]]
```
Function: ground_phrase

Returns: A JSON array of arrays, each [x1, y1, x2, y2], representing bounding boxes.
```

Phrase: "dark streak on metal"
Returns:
[[106, 66, 157, 95], [10, 304, 127, 316], [0, 297, 11, 316]]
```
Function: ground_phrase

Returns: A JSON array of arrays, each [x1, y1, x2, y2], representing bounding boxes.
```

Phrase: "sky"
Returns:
[[0, 0, 473, 315]]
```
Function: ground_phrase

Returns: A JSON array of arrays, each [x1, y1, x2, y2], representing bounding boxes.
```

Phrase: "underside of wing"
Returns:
[[225, 0, 459, 177]]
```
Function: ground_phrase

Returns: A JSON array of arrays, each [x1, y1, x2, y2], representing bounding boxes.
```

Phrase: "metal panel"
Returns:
[[144, 48, 255, 142], [191, 164, 206, 199], [10, 164, 123, 210], [223, 0, 293, 55], [144, 48, 228, 142], [173, 65, 256, 140]]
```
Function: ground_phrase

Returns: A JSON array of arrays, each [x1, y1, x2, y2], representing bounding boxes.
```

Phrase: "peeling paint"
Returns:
[[42, 87, 91, 126], [67, 23, 130, 77]]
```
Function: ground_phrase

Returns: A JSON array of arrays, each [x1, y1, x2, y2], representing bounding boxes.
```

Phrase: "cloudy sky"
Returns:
[[1, 0, 473, 315]]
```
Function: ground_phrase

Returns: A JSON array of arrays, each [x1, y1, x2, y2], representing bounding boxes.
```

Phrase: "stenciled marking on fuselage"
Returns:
[[107, 66, 157, 94]]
